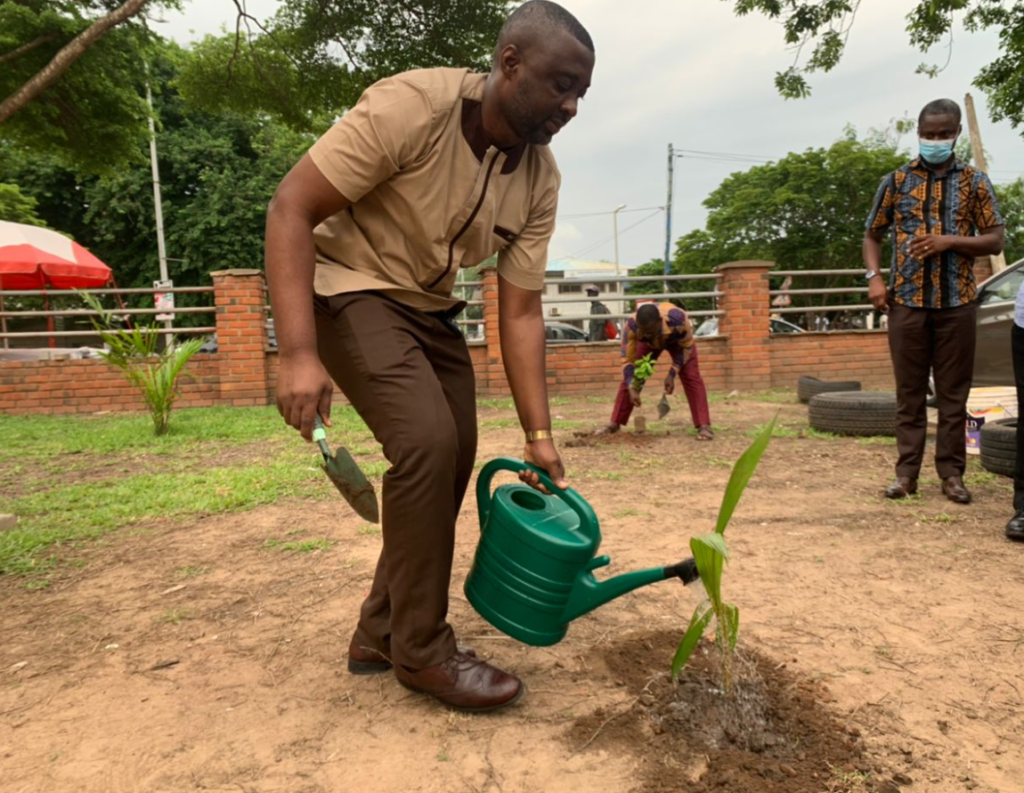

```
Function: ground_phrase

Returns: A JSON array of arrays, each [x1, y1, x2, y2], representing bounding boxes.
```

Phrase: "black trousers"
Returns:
[[1013, 324, 1024, 510], [887, 302, 977, 479]]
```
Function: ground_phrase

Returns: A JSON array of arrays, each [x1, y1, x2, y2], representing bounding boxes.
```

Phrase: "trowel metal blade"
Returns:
[[322, 446, 380, 523], [657, 395, 671, 420]]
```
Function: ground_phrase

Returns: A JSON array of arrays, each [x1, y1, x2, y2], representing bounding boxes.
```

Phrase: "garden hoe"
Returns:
[[657, 395, 671, 420], [313, 416, 380, 524]]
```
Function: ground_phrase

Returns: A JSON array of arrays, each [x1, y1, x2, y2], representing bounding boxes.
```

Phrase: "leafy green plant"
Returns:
[[80, 292, 205, 435], [672, 414, 777, 693], [631, 353, 656, 391]]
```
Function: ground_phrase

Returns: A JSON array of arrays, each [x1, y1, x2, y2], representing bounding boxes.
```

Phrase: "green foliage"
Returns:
[[0, 182, 45, 225], [996, 178, 1023, 264], [634, 132, 906, 319], [0, 1, 182, 171], [631, 353, 656, 390], [81, 292, 204, 435], [176, 0, 509, 125], [672, 415, 776, 693], [1, 43, 315, 309], [727, 0, 1024, 136]]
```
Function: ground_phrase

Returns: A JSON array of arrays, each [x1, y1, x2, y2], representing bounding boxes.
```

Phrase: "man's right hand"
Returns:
[[868, 278, 888, 312], [629, 386, 642, 407], [276, 353, 335, 441]]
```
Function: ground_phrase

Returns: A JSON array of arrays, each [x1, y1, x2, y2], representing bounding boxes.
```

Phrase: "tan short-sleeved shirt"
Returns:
[[308, 67, 561, 312]]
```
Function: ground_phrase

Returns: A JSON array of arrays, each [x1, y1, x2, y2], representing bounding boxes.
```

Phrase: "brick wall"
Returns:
[[1, 263, 902, 415]]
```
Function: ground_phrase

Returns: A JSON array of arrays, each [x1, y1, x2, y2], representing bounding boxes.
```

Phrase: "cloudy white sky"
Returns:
[[155, 0, 1022, 269]]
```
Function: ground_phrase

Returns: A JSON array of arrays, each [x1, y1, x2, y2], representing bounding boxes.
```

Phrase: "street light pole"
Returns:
[[612, 203, 626, 278]]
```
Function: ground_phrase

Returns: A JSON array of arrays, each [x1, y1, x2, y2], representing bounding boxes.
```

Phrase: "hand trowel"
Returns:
[[313, 415, 380, 523], [657, 395, 671, 420]]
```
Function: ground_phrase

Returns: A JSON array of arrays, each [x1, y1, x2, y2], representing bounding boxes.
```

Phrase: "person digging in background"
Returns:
[[599, 302, 713, 440], [864, 98, 1005, 505], [264, 0, 594, 712]]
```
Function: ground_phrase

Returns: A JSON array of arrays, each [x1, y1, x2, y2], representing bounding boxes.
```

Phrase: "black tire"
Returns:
[[980, 418, 1017, 478], [797, 375, 862, 404], [807, 391, 897, 436]]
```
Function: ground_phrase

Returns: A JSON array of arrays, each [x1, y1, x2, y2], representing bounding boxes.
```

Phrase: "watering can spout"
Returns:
[[560, 557, 700, 624]]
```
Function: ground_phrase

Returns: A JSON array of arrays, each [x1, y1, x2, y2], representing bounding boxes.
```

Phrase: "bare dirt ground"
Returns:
[[2, 394, 1023, 793]]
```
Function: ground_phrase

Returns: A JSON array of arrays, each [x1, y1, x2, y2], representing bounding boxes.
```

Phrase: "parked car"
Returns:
[[973, 259, 1024, 387], [544, 322, 588, 343], [199, 318, 277, 353], [693, 316, 805, 337]]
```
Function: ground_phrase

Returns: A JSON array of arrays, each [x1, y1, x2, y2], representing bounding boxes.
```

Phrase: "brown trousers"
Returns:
[[887, 302, 977, 480], [314, 292, 477, 670]]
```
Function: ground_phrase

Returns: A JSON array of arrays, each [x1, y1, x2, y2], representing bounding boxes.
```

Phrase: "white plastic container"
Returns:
[[965, 387, 1018, 455]]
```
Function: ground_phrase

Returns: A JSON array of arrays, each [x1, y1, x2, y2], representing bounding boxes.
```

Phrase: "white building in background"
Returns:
[[542, 258, 633, 326]]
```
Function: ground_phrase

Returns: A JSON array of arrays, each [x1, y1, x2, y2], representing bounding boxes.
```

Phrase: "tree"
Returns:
[[176, 0, 509, 127], [0, 43, 316, 316], [0, 1, 180, 170], [997, 178, 1023, 264], [0, 183, 46, 226], [726, 1, 1024, 134]]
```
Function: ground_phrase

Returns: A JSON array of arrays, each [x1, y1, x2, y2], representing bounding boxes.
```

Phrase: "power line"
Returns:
[[566, 208, 664, 260], [556, 205, 664, 220]]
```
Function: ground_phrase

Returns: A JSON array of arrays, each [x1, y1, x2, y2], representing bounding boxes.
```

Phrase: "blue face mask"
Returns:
[[919, 137, 956, 164]]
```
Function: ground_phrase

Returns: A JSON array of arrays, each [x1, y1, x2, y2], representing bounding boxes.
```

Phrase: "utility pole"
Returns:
[[664, 143, 674, 276], [146, 73, 173, 338], [964, 92, 1007, 274]]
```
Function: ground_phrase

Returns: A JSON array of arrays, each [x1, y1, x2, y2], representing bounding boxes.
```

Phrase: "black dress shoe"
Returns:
[[884, 477, 917, 499], [1006, 510, 1024, 542], [941, 476, 972, 505]]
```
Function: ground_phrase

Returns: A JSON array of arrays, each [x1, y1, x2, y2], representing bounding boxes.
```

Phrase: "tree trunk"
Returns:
[[0, 0, 151, 126]]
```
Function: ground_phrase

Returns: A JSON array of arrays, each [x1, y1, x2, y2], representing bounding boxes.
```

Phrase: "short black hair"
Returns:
[[919, 98, 961, 126], [494, 1, 594, 63], [637, 304, 660, 325]]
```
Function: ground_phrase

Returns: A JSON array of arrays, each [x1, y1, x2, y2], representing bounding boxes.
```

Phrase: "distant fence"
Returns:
[[1, 262, 904, 416]]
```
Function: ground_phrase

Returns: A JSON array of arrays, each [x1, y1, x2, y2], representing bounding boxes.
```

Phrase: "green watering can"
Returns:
[[465, 458, 700, 647]]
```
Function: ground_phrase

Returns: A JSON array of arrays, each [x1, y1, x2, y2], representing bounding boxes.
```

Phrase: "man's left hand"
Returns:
[[907, 234, 952, 260], [520, 438, 568, 494], [664, 374, 676, 395]]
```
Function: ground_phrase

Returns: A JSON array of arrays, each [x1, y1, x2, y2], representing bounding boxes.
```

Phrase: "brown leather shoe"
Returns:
[[884, 476, 917, 499], [395, 650, 523, 712], [941, 475, 972, 505], [348, 643, 477, 675]]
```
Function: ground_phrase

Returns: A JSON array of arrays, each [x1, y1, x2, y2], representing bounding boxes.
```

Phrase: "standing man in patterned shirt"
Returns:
[[864, 98, 1005, 504], [599, 302, 714, 440], [264, 1, 594, 712]]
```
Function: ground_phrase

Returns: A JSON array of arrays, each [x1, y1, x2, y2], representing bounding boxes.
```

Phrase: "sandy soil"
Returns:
[[2, 394, 1022, 793]]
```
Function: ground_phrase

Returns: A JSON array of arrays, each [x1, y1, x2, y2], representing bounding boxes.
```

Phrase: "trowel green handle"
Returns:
[[476, 457, 599, 543], [312, 415, 331, 461]]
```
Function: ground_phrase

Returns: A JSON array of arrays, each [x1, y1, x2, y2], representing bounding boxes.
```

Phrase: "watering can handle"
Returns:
[[476, 457, 599, 542]]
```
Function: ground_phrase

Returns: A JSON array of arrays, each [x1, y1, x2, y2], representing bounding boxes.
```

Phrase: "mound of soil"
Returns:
[[565, 429, 663, 448], [568, 631, 897, 793]]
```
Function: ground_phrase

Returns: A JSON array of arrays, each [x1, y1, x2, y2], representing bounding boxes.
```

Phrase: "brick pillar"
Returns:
[[480, 265, 510, 397], [974, 256, 994, 284], [716, 260, 773, 391], [212, 269, 269, 406]]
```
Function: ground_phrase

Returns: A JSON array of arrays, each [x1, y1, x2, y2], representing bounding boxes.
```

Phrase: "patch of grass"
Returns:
[[552, 419, 583, 431], [749, 422, 802, 439], [705, 457, 734, 468], [918, 512, 958, 524], [175, 565, 209, 579], [158, 608, 194, 625], [584, 471, 623, 481], [803, 427, 839, 440], [479, 417, 519, 429], [357, 524, 381, 536], [612, 508, 640, 518], [263, 537, 338, 553], [857, 436, 897, 446], [966, 468, 1002, 486], [0, 446, 332, 576], [740, 389, 798, 404]]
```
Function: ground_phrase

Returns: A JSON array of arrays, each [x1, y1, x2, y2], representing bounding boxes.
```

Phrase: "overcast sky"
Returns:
[[155, 0, 1022, 269]]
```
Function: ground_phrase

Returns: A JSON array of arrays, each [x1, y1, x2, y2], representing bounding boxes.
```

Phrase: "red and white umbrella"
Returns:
[[0, 220, 112, 290]]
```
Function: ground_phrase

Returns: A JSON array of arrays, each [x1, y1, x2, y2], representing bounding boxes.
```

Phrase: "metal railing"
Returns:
[[767, 269, 890, 329], [0, 286, 216, 346]]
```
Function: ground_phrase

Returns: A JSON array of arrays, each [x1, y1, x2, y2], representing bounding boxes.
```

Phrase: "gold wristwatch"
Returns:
[[525, 429, 553, 443]]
